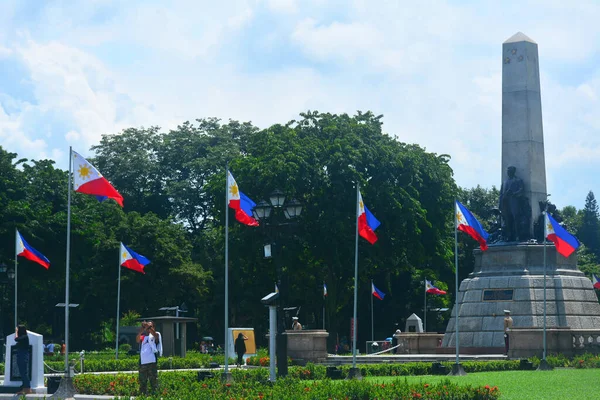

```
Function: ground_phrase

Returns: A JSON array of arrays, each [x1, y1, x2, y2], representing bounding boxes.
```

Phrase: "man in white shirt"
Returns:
[[138, 321, 159, 394]]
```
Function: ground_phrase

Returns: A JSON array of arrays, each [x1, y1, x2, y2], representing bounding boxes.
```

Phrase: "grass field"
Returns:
[[368, 368, 599, 400]]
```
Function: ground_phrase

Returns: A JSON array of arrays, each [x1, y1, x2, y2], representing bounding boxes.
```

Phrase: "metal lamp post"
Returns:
[[252, 189, 302, 377]]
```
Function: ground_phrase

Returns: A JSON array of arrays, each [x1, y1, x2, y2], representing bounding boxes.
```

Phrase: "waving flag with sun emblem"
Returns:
[[120, 243, 151, 274], [16, 230, 50, 269], [455, 200, 489, 251], [227, 171, 259, 226], [545, 212, 580, 258], [72, 150, 124, 207], [358, 191, 380, 244]]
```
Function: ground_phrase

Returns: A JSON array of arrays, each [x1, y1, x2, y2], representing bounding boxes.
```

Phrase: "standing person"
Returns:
[[234, 333, 248, 367], [137, 321, 159, 395], [60, 340, 66, 355], [292, 317, 302, 330], [15, 325, 32, 395], [503, 310, 513, 356]]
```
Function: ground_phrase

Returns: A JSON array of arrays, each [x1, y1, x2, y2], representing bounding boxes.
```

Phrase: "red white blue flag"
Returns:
[[545, 212, 579, 258], [227, 171, 259, 227], [371, 282, 385, 300], [456, 200, 489, 251], [16, 230, 50, 269], [323, 283, 328, 297], [425, 280, 446, 295], [592, 274, 600, 290], [73, 150, 124, 207], [358, 191, 380, 245], [120, 243, 151, 274]]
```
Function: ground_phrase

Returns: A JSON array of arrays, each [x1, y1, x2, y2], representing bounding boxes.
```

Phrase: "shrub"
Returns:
[[74, 372, 501, 399]]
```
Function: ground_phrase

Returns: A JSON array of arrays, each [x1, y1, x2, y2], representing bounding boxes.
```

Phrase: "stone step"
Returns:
[[321, 354, 507, 366]]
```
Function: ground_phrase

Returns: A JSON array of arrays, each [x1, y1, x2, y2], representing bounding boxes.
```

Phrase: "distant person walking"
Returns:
[[137, 321, 160, 394], [15, 325, 32, 395], [234, 333, 248, 367], [503, 310, 513, 356]]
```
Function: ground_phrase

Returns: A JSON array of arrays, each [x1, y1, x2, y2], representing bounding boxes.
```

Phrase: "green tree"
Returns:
[[580, 191, 600, 257]]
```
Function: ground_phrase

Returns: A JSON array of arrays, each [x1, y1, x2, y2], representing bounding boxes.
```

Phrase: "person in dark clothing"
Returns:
[[234, 333, 248, 367], [15, 325, 32, 394]]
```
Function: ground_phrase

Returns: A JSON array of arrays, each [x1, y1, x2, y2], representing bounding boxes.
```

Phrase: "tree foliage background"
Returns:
[[1, 110, 597, 350]]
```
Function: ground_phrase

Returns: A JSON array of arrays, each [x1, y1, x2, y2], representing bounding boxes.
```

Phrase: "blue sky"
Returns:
[[1, 0, 599, 209]]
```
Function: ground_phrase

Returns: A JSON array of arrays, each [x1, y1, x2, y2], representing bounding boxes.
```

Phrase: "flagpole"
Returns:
[[14, 229, 18, 327], [424, 280, 427, 333], [115, 252, 122, 359], [65, 146, 73, 377], [351, 183, 359, 371], [454, 200, 460, 367], [543, 225, 547, 362], [371, 279, 374, 342], [223, 165, 231, 377], [322, 283, 325, 330]]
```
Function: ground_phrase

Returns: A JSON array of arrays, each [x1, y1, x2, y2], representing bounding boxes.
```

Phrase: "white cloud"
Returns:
[[266, 0, 298, 14], [1, 0, 600, 209]]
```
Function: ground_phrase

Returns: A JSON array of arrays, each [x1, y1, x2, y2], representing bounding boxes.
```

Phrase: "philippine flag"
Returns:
[[323, 283, 328, 297], [456, 200, 489, 251], [120, 243, 151, 274], [73, 151, 124, 207], [425, 280, 447, 295], [227, 171, 259, 227], [545, 213, 580, 258], [371, 282, 385, 300], [16, 230, 50, 269], [358, 191, 380, 245], [592, 274, 600, 290]]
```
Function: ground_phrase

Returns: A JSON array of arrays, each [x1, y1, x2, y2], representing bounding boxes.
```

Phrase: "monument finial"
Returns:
[[504, 32, 536, 44]]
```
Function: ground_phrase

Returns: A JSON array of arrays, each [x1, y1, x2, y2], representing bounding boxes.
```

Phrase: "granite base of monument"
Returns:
[[3, 331, 46, 394], [442, 244, 600, 356], [286, 330, 329, 365]]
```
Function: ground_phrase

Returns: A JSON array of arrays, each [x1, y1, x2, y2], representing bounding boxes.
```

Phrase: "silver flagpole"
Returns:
[[224, 165, 230, 376], [543, 211, 548, 361], [424, 280, 427, 332], [115, 249, 122, 359], [14, 229, 18, 327], [65, 146, 73, 376], [371, 279, 374, 342], [323, 283, 325, 330], [351, 184, 359, 371], [454, 200, 460, 366]]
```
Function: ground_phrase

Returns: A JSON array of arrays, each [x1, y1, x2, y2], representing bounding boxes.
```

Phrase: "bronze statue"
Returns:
[[499, 166, 527, 241]]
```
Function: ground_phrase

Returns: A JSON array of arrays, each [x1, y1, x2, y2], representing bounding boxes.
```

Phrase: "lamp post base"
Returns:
[[346, 367, 363, 380], [221, 371, 234, 383], [448, 363, 467, 376], [50, 376, 77, 399], [537, 359, 553, 371]]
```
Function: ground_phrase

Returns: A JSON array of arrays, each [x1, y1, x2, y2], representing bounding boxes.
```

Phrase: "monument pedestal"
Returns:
[[3, 331, 46, 394], [442, 244, 600, 353], [286, 330, 329, 365]]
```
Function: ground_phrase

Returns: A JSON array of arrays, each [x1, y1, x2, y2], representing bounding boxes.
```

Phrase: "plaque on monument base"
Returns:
[[3, 331, 46, 394]]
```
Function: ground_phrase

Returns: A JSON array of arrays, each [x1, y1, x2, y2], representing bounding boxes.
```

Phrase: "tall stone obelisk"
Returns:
[[501, 32, 547, 236], [442, 33, 600, 357]]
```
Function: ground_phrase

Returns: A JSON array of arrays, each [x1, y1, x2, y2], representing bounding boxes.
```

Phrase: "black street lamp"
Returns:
[[252, 189, 302, 377]]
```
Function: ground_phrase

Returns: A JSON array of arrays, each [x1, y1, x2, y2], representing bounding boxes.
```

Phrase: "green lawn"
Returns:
[[368, 369, 599, 400]]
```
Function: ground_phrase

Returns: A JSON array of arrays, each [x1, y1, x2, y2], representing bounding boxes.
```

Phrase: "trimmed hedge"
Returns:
[[74, 371, 501, 399]]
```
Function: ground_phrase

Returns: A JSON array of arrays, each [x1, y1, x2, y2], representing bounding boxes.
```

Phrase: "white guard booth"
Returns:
[[4, 331, 46, 393]]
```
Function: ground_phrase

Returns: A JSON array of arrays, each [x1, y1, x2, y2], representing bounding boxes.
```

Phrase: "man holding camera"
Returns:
[[137, 321, 161, 394]]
